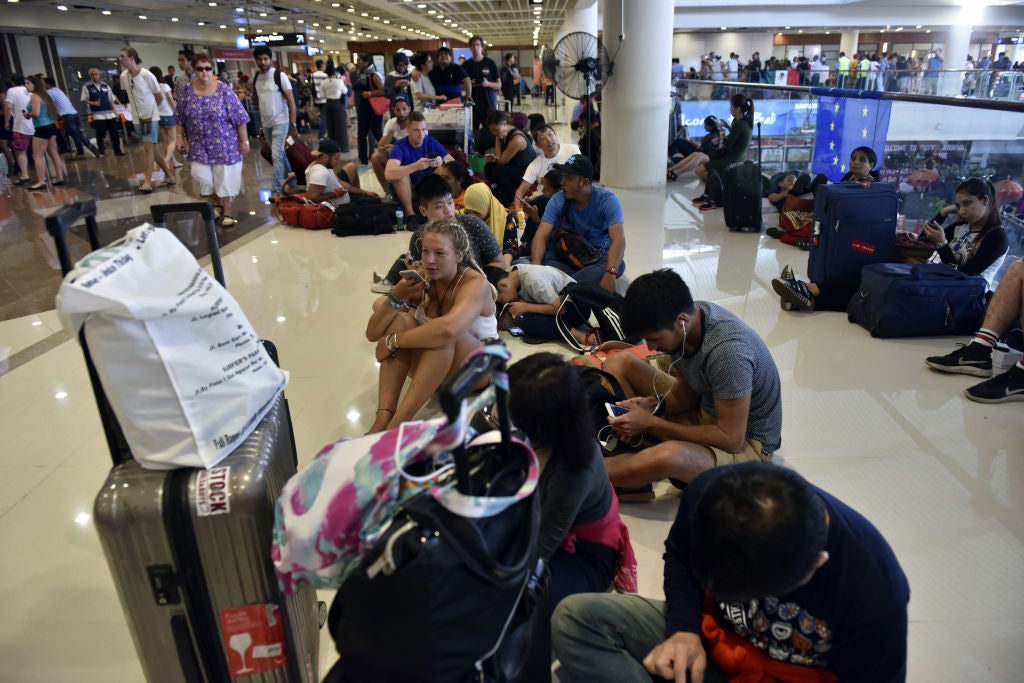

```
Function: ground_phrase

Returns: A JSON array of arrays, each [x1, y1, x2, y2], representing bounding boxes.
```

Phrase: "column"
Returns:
[[553, 0, 598, 115], [941, 17, 972, 96], [839, 30, 860, 59], [601, 0, 673, 188]]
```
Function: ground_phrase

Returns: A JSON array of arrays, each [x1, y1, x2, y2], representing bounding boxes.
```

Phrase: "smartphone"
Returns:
[[507, 326, 525, 337], [399, 269, 426, 283], [605, 403, 628, 418], [516, 194, 533, 207]]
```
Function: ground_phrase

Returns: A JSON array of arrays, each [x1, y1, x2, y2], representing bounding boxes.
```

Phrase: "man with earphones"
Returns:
[[601, 269, 782, 493]]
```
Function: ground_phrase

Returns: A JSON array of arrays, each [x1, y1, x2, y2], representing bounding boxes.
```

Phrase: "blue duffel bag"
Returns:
[[847, 262, 989, 338]]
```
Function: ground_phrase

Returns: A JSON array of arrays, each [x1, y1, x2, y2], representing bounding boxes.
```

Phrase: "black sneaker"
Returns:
[[690, 194, 708, 205], [698, 201, 719, 211], [771, 277, 813, 311], [964, 364, 1024, 404], [925, 343, 992, 377], [780, 264, 795, 282], [614, 484, 655, 503], [766, 227, 785, 239]]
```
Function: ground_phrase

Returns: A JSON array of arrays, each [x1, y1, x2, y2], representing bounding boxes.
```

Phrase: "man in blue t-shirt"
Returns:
[[553, 462, 910, 683], [429, 46, 471, 103], [532, 154, 626, 291], [385, 111, 454, 220]]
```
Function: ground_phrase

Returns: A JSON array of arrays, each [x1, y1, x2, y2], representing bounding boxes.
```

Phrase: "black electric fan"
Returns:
[[542, 31, 610, 158]]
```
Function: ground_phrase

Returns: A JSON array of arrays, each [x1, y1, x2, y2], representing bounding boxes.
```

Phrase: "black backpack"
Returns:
[[572, 365, 626, 444], [331, 196, 397, 237], [556, 282, 628, 352]]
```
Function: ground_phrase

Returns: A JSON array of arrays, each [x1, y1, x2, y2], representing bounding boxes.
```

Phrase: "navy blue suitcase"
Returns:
[[847, 263, 988, 338], [809, 183, 899, 292]]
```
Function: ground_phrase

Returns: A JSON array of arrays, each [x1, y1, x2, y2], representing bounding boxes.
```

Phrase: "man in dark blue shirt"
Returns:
[[553, 463, 910, 683], [461, 35, 500, 131], [384, 111, 454, 220], [429, 46, 471, 104]]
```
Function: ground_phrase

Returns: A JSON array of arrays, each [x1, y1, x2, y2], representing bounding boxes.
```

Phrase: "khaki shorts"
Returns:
[[652, 369, 771, 466]]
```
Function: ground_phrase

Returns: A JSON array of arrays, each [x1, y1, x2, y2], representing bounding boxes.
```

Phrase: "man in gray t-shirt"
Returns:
[[601, 269, 782, 493]]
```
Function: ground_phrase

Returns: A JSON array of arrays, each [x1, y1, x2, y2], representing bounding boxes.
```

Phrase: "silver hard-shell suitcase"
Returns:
[[47, 201, 320, 682]]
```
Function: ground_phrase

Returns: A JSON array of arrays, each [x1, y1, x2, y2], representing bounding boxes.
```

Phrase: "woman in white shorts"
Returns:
[[173, 52, 250, 227]]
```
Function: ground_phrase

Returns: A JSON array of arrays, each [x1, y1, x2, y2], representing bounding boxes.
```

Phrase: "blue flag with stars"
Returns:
[[811, 89, 892, 181]]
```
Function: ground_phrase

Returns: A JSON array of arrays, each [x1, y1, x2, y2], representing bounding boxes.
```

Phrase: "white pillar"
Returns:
[[941, 16, 972, 96], [839, 29, 860, 59], [601, 0, 673, 188], [556, 0, 598, 46]]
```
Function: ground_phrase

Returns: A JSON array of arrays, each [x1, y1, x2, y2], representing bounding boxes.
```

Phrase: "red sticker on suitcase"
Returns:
[[850, 240, 876, 255], [220, 603, 288, 679], [196, 466, 231, 517]]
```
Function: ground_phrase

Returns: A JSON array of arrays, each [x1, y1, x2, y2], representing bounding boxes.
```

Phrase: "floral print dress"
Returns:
[[174, 81, 249, 165]]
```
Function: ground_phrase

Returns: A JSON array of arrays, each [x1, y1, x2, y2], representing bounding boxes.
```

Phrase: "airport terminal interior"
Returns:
[[1, 0, 1024, 681]]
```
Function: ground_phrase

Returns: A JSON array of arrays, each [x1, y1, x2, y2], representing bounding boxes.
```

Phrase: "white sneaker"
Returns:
[[370, 278, 395, 294]]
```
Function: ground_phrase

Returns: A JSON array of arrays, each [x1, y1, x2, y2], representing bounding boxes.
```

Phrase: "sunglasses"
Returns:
[[195, 66, 215, 72]]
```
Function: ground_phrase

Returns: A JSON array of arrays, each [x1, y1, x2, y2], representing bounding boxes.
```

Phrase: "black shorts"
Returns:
[[33, 124, 59, 140], [337, 168, 351, 185]]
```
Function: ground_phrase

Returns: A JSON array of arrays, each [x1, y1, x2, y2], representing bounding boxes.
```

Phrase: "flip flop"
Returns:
[[158, 180, 176, 188], [138, 186, 153, 194], [52, 180, 66, 186], [28, 184, 47, 191], [220, 216, 238, 228]]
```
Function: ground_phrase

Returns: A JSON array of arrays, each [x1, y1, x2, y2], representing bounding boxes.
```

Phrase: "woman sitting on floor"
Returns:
[[773, 175, 1009, 312], [507, 352, 636, 612], [366, 219, 498, 433]]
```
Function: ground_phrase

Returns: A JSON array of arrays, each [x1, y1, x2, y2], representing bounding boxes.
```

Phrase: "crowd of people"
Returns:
[[4, 33, 1021, 683]]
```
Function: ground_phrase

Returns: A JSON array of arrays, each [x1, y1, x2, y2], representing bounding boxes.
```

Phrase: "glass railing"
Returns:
[[669, 79, 1024, 276]]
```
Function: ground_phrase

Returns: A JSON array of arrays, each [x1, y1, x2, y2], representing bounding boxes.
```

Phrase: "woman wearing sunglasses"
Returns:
[[174, 53, 251, 227]]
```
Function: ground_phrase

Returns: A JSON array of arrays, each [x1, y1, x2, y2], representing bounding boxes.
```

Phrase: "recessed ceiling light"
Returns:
[[348, 7, 355, 12], [925, 29, 931, 33], [784, 26, 790, 30], [417, 3, 425, 7], [361, 11, 367, 15], [916, 24, 922, 28], [259, 11, 266, 15], [326, 25, 332, 29], [101, 8, 110, 13], [238, 27, 244, 31], [170, 16, 178, 21], [443, 19, 450, 23], [383, 19, 390, 24], [139, 14, 147, 19], [798, 29, 803, 33], [331, 2, 339, 5], [720, 26, 726, 31], [56, 3, 67, 9], [279, 15, 286, 20], [235, 7, 243, 11], [208, 1, 216, 5], [427, 9, 435, 13], [198, 21, 205, 25], [297, 18, 304, 23], [257, 28, 263, 32], [219, 24, 226, 28]]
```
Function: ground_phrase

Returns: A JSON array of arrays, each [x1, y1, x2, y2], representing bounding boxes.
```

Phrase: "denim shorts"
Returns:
[[159, 115, 176, 128]]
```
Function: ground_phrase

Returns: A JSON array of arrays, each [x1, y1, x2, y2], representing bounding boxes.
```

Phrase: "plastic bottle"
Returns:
[[516, 210, 526, 231], [395, 207, 404, 232]]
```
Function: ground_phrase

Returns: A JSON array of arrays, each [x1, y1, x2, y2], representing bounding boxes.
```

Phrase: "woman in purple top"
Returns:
[[174, 52, 250, 227]]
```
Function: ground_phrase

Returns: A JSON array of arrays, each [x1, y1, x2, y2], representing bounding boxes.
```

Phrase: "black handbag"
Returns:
[[552, 200, 602, 270], [325, 351, 549, 683]]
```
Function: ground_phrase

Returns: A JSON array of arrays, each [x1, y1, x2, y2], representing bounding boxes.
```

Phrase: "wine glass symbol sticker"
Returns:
[[229, 632, 254, 674]]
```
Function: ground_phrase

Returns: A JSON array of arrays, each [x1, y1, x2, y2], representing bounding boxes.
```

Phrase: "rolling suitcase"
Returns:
[[46, 200, 321, 683], [722, 122, 764, 233], [808, 182, 899, 292], [847, 262, 988, 338]]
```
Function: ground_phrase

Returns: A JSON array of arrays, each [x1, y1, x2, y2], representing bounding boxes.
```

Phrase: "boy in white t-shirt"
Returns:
[[496, 263, 590, 344], [370, 94, 411, 196]]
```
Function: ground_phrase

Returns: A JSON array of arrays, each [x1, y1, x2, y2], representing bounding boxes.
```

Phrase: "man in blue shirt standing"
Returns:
[[429, 46, 471, 104], [384, 111, 454, 223], [531, 154, 625, 291]]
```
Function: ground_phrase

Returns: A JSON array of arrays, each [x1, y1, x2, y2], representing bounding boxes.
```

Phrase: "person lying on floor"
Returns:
[[507, 352, 636, 612], [495, 264, 590, 344], [926, 258, 1024, 403], [600, 269, 782, 498], [773, 176, 1008, 312], [365, 219, 498, 434]]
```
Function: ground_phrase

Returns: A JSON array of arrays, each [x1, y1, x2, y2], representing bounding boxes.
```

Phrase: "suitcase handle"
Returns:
[[438, 347, 511, 495], [45, 200, 133, 465], [150, 202, 226, 286], [45, 200, 101, 276]]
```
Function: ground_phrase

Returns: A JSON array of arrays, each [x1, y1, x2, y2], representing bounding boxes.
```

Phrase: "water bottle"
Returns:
[[516, 210, 526, 231], [395, 207, 404, 232]]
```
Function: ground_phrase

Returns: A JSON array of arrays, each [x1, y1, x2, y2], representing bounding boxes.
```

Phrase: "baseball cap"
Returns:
[[315, 139, 342, 155], [392, 94, 410, 107], [554, 154, 595, 180]]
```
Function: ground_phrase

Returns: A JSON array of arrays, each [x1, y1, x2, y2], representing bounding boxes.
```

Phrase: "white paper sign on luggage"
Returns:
[[57, 225, 287, 470]]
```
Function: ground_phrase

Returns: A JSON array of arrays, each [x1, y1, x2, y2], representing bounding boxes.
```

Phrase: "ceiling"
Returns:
[[3, 0, 574, 47]]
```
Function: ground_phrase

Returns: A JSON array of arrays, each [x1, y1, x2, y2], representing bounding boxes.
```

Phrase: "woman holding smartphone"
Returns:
[[365, 219, 498, 434], [918, 177, 1009, 291]]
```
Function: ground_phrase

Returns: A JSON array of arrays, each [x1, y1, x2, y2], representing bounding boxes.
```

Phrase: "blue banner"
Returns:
[[811, 94, 892, 181], [677, 99, 816, 139]]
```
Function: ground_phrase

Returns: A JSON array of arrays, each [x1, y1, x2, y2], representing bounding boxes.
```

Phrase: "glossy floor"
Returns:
[[0, 132, 1022, 682]]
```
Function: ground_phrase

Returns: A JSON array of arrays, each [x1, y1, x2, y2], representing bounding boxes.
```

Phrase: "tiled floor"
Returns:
[[1, 112, 1022, 681]]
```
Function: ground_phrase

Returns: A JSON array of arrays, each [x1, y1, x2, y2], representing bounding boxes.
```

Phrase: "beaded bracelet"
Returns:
[[387, 291, 406, 309], [384, 333, 399, 352]]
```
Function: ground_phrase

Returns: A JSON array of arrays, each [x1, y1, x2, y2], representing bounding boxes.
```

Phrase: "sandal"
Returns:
[[52, 180, 66, 186], [138, 186, 153, 194], [220, 216, 238, 228], [28, 183, 47, 191], [158, 180, 176, 188]]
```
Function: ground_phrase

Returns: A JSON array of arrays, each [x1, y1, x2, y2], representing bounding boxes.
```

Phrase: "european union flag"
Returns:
[[810, 88, 892, 181]]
